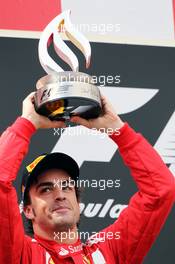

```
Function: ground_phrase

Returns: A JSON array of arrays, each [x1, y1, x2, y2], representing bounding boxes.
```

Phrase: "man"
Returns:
[[0, 91, 174, 264]]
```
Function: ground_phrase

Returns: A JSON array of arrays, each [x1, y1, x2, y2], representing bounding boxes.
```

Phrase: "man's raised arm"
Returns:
[[0, 92, 66, 263], [102, 122, 175, 264], [70, 95, 175, 264]]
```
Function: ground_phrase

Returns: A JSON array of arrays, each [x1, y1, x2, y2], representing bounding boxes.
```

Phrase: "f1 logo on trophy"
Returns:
[[34, 10, 102, 121]]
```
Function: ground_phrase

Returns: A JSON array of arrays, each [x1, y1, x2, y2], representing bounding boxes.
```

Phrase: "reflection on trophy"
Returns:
[[34, 10, 102, 121]]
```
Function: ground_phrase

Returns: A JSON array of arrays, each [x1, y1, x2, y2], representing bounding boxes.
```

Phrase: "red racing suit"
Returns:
[[0, 117, 174, 264]]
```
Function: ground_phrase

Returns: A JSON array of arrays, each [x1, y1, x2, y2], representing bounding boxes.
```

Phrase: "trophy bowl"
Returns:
[[34, 72, 102, 121]]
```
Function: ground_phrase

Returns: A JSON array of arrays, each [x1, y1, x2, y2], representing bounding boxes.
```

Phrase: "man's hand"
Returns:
[[21, 92, 66, 129], [70, 95, 124, 133]]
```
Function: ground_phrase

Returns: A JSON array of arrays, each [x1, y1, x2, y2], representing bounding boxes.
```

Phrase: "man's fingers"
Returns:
[[101, 94, 117, 115], [49, 120, 67, 128], [23, 92, 36, 104], [26, 92, 35, 100], [100, 94, 107, 102], [70, 116, 90, 128]]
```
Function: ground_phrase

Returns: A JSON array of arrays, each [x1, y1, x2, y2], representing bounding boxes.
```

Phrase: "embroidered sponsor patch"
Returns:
[[26, 155, 46, 173], [58, 247, 69, 256]]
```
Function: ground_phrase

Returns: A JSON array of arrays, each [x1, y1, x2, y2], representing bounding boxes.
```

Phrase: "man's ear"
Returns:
[[23, 205, 35, 220]]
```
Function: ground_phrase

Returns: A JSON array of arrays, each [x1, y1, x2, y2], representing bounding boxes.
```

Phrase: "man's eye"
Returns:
[[41, 187, 52, 193], [62, 185, 73, 191]]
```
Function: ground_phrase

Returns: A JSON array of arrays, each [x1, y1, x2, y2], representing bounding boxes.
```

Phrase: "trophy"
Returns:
[[34, 10, 102, 121]]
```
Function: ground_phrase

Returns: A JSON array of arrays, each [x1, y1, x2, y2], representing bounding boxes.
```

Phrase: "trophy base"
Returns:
[[34, 72, 102, 121]]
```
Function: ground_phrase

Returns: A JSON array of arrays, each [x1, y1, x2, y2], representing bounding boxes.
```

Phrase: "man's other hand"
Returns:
[[21, 92, 66, 129], [70, 94, 124, 133]]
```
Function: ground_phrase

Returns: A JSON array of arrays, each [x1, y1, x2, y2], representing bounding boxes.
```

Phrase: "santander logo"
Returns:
[[58, 247, 69, 256]]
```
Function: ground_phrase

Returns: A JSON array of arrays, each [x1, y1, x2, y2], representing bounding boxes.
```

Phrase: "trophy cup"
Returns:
[[34, 10, 102, 121]]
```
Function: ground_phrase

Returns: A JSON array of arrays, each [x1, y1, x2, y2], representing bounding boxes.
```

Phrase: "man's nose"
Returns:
[[54, 187, 66, 200]]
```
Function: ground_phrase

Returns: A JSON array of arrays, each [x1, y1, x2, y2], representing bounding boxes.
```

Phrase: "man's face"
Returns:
[[24, 169, 80, 234]]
